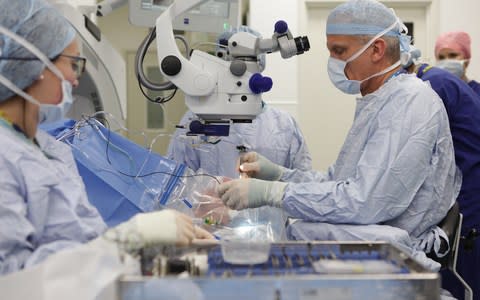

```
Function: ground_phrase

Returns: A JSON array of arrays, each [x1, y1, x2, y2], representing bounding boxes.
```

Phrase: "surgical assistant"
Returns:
[[168, 26, 312, 179], [435, 31, 480, 96], [0, 0, 105, 274], [168, 105, 312, 178], [0, 0, 210, 276]]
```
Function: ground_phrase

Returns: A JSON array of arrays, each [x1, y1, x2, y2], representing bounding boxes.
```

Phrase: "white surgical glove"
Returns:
[[105, 209, 213, 247], [217, 178, 287, 210], [238, 151, 283, 181], [193, 225, 215, 241]]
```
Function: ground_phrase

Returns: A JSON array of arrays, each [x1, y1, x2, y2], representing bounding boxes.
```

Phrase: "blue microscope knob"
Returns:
[[249, 73, 273, 94], [274, 20, 288, 34]]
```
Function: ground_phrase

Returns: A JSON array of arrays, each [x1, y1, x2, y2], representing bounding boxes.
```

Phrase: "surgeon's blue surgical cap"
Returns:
[[326, 0, 402, 37], [326, 0, 412, 55], [217, 25, 266, 71], [0, 0, 76, 102]]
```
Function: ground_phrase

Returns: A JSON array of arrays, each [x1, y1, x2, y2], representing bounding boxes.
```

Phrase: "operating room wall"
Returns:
[[247, 0, 300, 120], [251, 0, 480, 171]]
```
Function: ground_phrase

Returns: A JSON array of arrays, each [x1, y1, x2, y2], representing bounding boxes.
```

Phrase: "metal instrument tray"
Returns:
[[119, 241, 440, 300]]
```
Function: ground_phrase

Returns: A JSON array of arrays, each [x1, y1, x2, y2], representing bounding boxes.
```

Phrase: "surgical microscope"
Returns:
[[135, 0, 310, 137]]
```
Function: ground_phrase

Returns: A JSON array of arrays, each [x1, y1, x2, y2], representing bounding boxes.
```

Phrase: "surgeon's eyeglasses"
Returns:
[[55, 54, 86, 79], [0, 54, 87, 79]]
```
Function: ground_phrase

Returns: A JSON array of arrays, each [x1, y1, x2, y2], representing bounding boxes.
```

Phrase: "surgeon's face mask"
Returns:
[[38, 79, 74, 124], [436, 59, 465, 79], [327, 20, 403, 95], [0, 26, 74, 124]]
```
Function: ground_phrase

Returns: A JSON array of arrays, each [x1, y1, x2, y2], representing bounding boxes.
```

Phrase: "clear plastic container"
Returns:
[[221, 239, 271, 265]]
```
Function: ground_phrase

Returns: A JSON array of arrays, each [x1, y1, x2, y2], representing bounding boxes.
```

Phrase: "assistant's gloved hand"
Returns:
[[217, 178, 287, 210], [238, 151, 283, 181], [105, 209, 213, 247]]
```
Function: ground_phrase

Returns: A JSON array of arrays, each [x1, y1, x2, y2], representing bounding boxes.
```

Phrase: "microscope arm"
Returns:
[[155, 0, 216, 96]]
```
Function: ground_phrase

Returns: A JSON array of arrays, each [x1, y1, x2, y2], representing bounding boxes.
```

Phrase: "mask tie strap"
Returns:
[[346, 19, 400, 63], [0, 73, 41, 105]]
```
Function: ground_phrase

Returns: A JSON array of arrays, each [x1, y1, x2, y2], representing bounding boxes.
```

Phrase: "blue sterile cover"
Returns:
[[41, 119, 185, 227]]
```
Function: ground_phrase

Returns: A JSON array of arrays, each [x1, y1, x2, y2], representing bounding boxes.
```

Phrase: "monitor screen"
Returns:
[[129, 0, 240, 33]]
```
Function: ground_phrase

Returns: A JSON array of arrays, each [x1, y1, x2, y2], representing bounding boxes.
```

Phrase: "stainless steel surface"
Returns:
[[119, 242, 440, 300]]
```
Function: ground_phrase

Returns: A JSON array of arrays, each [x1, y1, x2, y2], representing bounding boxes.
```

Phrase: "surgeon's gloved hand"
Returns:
[[105, 209, 213, 247], [238, 151, 283, 181], [194, 196, 232, 225], [217, 178, 287, 210]]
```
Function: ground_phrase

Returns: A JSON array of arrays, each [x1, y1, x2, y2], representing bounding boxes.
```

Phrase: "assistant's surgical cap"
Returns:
[[435, 31, 471, 60], [0, 0, 76, 102], [217, 25, 266, 71], [326, 0, 402, 37]]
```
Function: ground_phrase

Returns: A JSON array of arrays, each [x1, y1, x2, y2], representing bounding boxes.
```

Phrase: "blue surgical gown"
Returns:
[[281, 74, 461, 265], [417, 64, 480, 300], [468, 79, 480, 96], [168, 105, 312, 241], [167, 105, 312, 178], [0, 125, 106, 275]]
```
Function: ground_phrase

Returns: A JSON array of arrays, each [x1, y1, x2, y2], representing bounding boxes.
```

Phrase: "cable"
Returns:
[[175, 34, 190, 58], [83, 116, 221, 185], [135, 28, 190, 94], [136, 29, 190, 104], [137, 79, 178, 104], [135, 27, 174, 92]]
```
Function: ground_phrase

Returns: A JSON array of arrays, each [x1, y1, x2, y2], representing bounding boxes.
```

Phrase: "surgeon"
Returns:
[[404, 47, 480, 300], [0, 0, 212, 276], [167, 26, 312, 179], [216, 0, 460, 269], [435, 31, 480, 96]]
